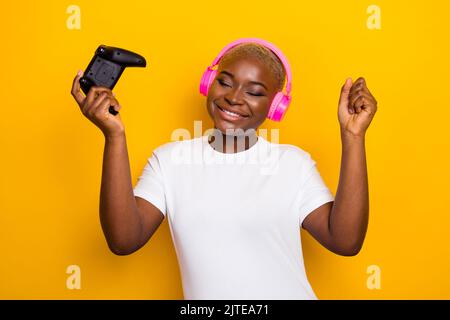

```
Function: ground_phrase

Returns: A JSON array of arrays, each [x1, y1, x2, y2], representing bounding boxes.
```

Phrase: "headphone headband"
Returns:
[[209, 37, 292, 94]]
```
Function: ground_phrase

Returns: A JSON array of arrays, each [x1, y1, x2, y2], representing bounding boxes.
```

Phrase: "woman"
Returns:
[[70, 38, 378, 299]]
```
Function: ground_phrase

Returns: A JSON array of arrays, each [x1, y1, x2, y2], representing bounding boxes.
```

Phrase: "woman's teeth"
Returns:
[[223, 109, 241, 117], [219, 106, 244, 117]]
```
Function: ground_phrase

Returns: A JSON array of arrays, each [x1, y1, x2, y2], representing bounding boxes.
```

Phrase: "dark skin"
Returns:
[[206, 56, 378, 256]]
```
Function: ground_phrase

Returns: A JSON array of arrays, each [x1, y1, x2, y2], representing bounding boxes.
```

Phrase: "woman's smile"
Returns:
[[215, 102, 250, 122]]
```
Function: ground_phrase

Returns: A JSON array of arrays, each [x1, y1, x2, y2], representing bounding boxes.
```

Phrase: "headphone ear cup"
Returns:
[[267, 92, 292, 122], [199, 68, 217, 96]]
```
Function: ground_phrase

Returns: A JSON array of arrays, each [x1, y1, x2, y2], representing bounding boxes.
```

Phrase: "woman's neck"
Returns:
[[208, 130, 258, 154]]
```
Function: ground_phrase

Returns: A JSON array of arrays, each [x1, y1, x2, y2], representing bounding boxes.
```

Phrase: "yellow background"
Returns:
[[1, 0, 449, 299]]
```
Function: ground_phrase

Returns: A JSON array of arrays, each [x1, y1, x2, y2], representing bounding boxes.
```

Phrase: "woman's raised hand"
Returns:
[[71, 70, 125, 138]]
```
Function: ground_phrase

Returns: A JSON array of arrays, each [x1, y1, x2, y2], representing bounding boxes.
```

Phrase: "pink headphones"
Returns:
[[199, 37, 293, 122]]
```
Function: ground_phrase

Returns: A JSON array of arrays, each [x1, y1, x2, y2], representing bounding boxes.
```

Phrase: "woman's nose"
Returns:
[[224, 88, 244, 105]]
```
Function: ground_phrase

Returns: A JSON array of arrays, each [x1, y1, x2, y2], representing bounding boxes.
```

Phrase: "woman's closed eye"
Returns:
[[217, 79, 231, 87], [217, 79, 265, 97]]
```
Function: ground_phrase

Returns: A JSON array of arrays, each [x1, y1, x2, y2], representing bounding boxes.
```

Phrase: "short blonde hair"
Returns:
[[218, 42, 286, 92]]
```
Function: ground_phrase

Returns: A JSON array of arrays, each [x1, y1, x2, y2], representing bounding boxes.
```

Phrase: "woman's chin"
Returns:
[[213, 121, 245, 136]]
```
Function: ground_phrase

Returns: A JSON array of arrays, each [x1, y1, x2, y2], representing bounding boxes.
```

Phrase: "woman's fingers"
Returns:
[[349, 78, 364, 96], [88, 91, 110, 116], [95, 96, 122, 121], [95, 95, 120, 118], [347, 80, 363, 113], [82, 86, 112, 114], [361, 84, 377, 105], [346, 77, 378, 115], [97, 93, 120, 113], [354, 95, 366, 113], [350, 91, 371, 114], [95, 98, 114, 120], [83, 87, 100, 113], [349, 89, 361, 108], [110, 98, 121, 113], [71, 70, 85, 106]]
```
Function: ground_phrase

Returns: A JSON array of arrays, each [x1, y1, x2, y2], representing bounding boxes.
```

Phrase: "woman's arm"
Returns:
[[100, 133, 146, 255], [70, 72, 162, 256], [302, 77, 377, 256]]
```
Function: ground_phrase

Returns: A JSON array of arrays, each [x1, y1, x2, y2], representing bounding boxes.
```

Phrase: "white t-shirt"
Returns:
[[133, 134, 335, 300]]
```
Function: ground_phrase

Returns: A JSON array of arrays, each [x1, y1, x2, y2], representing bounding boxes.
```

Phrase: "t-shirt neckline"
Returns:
[[203, 134, 264, 157]]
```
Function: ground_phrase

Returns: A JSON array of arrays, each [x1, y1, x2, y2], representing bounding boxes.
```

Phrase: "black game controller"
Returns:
[[79, 45, 147, 115]]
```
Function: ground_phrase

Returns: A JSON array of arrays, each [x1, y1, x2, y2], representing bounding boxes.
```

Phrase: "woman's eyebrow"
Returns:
[[219, 70, 268, 90]]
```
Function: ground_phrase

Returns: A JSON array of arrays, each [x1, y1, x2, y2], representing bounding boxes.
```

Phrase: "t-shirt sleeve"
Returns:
[[297, 154, 334, 227], [133, 151, 167, 217]]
